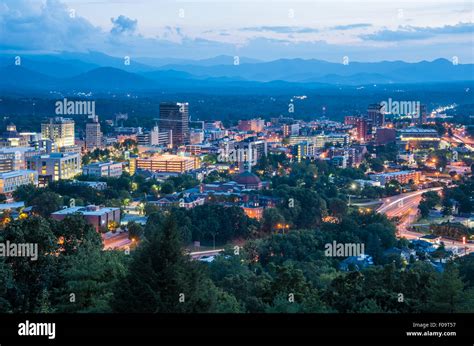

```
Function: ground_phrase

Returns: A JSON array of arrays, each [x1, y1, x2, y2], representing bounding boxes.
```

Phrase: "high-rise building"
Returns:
[[294, 142, 317, 162], [233, 138, 268, 172], [41, 117, 75, 149], [418, 104, 428, 125], [85, 120, 102, 150], [137, 126, 172, 147], [367, 104, 384, 127], [356, 118, 368, 143], [159, 102, 189, 147], [149, 126, 160, 145]]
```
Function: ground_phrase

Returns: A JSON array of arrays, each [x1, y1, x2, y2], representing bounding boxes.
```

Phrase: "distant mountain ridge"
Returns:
[[155, 57, 474, 84], [0, 52, 473, 93]]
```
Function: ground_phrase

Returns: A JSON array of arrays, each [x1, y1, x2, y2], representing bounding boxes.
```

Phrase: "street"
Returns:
[[103, 232, 132, 250], [377, 187, 473, 256]]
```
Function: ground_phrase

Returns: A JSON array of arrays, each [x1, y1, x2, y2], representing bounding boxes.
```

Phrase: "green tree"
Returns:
[[368, 158, 384, 172], [160, 182, 175, 195], [51, 215, 102, 256], [55, 243, 127, 312], [328, 198, 348, 218], [442, 198, 453, 216], [29, 191, 62, 217], [0, 217, 58, 312], [127, 222, 144, 241], [426, 263, 465, 313], [418, 202, 430, 218], [0, 258, 13, 312], [112, 216, 217, 312], [459, 255, 474, 288], [12, 184, 37, 202], [261, 208, 285, 233]]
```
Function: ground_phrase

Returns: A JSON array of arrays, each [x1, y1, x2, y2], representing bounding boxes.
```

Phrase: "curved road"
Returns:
[[377, 187, 473, 256]]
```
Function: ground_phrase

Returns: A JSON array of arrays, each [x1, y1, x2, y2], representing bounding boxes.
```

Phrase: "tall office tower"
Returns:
[[234, 138, 268, 172], [149, 126, 160, 145], [41, 117, 75, 149], [356, 118, 368, 143], [159, 102, 189, 147], [85, 120, 102, 150], [367, 104, 385, 127], [418, 104, 428, 125]]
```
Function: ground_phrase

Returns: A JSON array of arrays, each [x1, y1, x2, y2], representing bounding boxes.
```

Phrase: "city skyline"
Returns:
[[0, 1, 473, 344]]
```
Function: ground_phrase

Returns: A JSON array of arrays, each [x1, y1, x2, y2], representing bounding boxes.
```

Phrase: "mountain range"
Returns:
[[0, 52, 473, 93]]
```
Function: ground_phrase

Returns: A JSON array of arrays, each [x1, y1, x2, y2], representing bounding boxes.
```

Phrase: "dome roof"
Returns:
[[234, 171, 261, 185]]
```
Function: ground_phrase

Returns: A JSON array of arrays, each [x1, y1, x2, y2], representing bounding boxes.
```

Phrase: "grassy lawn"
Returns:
[[416, 216, 452, 225]]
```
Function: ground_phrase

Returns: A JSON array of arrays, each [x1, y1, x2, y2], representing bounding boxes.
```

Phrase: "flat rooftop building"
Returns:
[[83, 161, 123, 178], [51, 205, 121, 232], [0, 170, 38, 194], [27, 152, 81, 185], [369, 170, 422, 185], [134, 154, 198, 173], [397, 128, 440, 151]]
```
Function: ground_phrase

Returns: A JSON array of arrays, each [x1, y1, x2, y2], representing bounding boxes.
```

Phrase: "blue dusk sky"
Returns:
[[0, 0, 473, 62]]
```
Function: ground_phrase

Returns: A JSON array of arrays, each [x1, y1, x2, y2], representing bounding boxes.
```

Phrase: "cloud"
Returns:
[[110, 15, 137, 35], [332, 23, 372, 30], [240, 26, 319, 34], [0, 0, 104, 52], [362, 22, 474, 41], [0, 0, 473, 63]]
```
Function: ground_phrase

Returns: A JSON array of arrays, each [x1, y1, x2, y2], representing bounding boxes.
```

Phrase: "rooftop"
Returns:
[[52, 205, 119, 216], [0, 170, 37, 178], [84, 161, 120, 168], [398, 128, 439, 133], [143, 154, 194, 162], [372, 170, 418, 177], [233, 171, 261, 186], [0, 147, 38, 154]]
